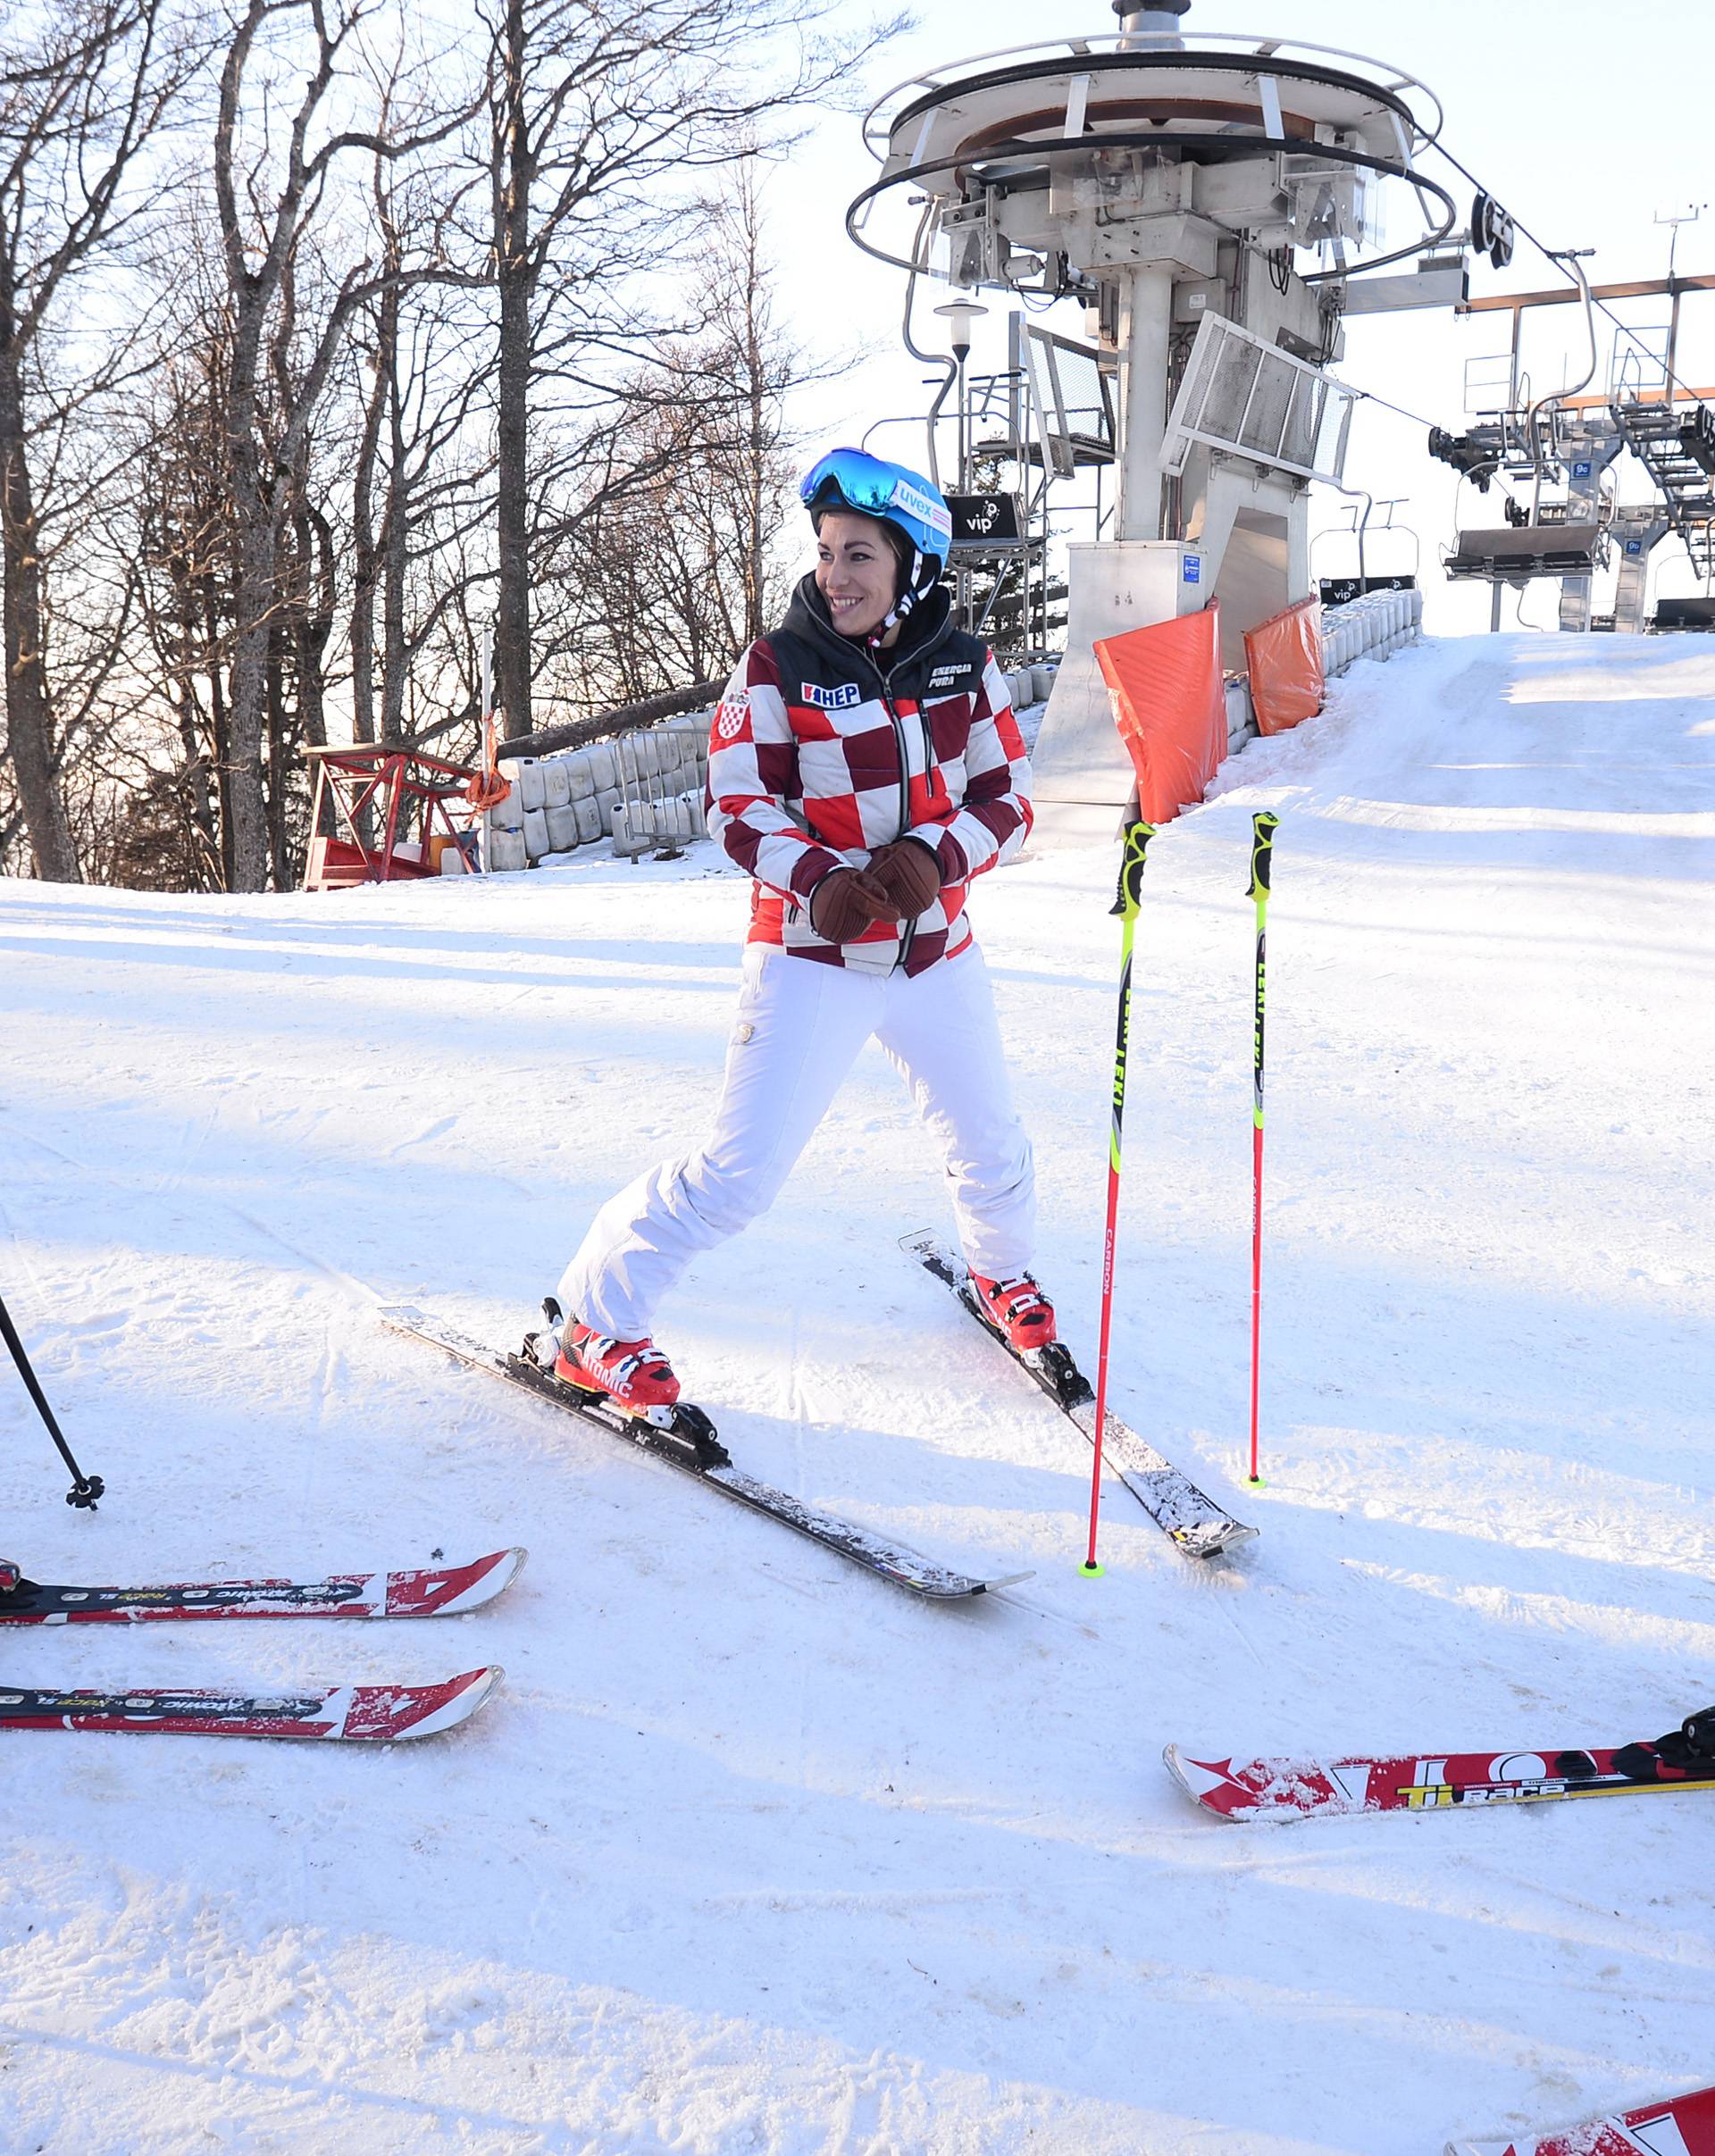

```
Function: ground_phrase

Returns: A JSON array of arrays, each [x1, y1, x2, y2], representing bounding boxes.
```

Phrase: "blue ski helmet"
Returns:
[[802, 448, 951, 562], [801, 447, 953, 634]]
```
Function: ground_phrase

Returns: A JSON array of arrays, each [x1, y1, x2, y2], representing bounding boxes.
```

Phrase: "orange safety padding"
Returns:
[[1093, 606, 1228, 828], [1243, 597, 1325, 737]]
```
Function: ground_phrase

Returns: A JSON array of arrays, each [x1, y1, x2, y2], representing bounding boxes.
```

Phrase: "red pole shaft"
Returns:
[[1085, 1159, 1124, 1569], [1083, 820, 1153, 1575]]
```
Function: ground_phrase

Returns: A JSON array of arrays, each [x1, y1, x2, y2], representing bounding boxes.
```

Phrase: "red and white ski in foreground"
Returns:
[[1164, 1742, 1715, 1822], [0, 1665, 503, 1741], [0, 1548, 526, 1625], [1446, 2080, 1715, 2155]]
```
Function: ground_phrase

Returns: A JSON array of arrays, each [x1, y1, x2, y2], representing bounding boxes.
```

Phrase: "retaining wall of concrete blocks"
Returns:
[[1320, 586, 1424, 678], [481, 710, 713, 870]]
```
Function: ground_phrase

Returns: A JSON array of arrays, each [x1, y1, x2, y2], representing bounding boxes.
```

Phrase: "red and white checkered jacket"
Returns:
[[706, 578, 1033, 976]]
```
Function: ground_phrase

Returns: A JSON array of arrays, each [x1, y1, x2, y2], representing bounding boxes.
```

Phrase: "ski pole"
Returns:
[[0, 1291, 105, 1508], [1246, 813, 1278, 1487], [1083, 817, 1155, 1577]]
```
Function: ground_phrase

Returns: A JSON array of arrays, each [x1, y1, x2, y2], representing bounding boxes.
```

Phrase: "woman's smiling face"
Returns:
[[815, 510, 903, 641]]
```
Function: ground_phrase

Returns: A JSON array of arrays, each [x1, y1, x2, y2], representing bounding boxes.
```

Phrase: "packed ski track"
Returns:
[[0, 629, 1711, 2156]]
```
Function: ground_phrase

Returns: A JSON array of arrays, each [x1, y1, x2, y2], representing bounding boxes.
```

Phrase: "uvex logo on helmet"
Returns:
[[887, 478, 952, 550]]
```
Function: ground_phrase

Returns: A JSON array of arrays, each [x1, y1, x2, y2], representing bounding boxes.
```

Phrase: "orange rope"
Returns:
[[464, 706, 512, 811]]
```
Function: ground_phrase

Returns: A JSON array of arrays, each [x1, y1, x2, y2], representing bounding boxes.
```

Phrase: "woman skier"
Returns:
[[543, 447, 1056, 1419]]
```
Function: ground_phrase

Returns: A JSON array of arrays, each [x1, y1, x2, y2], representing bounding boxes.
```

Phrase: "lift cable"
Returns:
[[1331, 374, 1526, 514], [1430, 138, 1705, 408]]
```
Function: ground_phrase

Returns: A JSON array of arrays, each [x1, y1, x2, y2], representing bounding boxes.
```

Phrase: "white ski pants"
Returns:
[[559, 940, 1035, 1339]]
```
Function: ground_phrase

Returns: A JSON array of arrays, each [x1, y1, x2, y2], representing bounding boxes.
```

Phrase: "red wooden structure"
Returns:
[[303, 741, 485, 890]]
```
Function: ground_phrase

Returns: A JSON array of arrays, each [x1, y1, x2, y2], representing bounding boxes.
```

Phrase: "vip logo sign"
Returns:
[[799, 681, 861, 711], [948, 492, 1024, 548]]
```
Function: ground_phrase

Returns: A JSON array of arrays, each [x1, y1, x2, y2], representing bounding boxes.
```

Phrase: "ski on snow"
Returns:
[[901, 1232, 1256, 1562], [381, 1304, 1027, 1603], [1164, 1742, 1715, 1822], [0, 1546, 526, 1625], [0, 1665, 502, 1742], [1445, 2080, 1715, 2156]]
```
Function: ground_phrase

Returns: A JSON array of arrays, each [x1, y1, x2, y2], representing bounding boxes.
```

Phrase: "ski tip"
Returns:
[[1161, 1743, 1252, 1821], [443, 1547, 527, 1609], [1175, 1521, 1260, 1561], [392, 1663, 505, 1739], [1162, 1742, 1197, 1793], [901, 1572, 1019, 1600]]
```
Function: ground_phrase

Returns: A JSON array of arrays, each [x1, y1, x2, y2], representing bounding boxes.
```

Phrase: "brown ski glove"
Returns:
[[808, 866, 897, 942], [866, 836, 944, 920]]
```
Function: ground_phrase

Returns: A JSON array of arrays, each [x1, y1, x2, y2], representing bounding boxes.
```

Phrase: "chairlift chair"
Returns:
[[1312, 500, 1421, 606]]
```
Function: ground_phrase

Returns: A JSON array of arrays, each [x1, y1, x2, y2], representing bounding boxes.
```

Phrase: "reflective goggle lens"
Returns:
[[799, 449, 897, 516]]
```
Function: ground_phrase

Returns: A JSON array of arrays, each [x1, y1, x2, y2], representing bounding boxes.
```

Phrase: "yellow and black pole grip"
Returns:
[[1110, 816, 1154, 923]]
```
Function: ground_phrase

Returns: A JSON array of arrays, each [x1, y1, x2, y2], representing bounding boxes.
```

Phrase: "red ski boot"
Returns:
[[556, 1324, 682, 1427], [967, 1271, 1058, 1353]]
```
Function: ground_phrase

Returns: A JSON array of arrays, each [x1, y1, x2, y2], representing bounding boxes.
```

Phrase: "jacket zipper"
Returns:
[[847, 615, 958, 974]]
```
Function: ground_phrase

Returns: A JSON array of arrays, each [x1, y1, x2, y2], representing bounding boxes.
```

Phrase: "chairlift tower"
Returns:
[[850, 1, 1454, 839]]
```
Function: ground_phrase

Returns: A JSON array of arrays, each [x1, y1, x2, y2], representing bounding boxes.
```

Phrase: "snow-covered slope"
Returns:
[[1, 631, 1711, 2156]]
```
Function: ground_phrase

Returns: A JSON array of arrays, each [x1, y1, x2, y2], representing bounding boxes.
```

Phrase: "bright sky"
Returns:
[[765, 0, 1715, 634]]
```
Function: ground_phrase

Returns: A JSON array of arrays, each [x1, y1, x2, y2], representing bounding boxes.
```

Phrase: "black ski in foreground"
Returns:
[[0, 1547, 526, 1625], [902, 1232, 1257, 1562], [0, 1666, 502, 1742], [381, 1305, 1029, 1603]]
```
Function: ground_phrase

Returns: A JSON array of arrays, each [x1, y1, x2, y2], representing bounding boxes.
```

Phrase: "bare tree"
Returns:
[[478, 0, 896, 738], [0, 0, 195, 881], [349, 140, 497, 751], [211, 0, 479, 889], [0, 0, 897, 894], [537, 164, 836, 710]]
